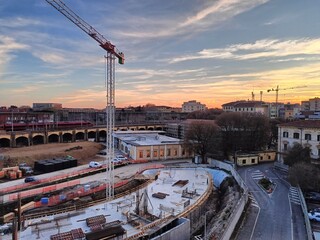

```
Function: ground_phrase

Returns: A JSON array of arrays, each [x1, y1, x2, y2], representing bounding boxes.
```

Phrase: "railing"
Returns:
[[208, 159, 249, 240], [297, 186, 313, 240]]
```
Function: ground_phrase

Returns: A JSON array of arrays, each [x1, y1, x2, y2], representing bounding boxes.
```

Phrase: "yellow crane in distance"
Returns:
[[267, 85, 307, 117]]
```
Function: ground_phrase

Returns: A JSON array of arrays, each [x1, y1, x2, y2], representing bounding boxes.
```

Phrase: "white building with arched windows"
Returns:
[[277, 120, 320, 162]]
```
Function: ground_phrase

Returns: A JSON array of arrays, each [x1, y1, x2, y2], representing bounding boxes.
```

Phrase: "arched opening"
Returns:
[[75, 132, 85, 141], [88, 131, 96, 141], [98, 130, 106, 142], [130, 128, 135, 131], [32, 135, 44, 145], [156, 127, 163, 131], [62, 133, 73, 143], [0, 138, 10, 148], [16, 136, 29, 147], [48, 134, 59, 143], [147, 127, 154, 131], [139, 127, 146, 130]]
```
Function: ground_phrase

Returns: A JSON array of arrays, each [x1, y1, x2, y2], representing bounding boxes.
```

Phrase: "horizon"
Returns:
[[1, 1, 320, 108]]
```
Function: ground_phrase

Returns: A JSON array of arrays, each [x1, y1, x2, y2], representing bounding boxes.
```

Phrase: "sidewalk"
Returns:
[[231, 202, 260, 240]]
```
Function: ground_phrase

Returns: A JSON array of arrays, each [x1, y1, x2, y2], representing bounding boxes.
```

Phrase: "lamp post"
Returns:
[[11, 110, 13, 132], [204, 211, 210, 240], [204, 212, 207, 240]]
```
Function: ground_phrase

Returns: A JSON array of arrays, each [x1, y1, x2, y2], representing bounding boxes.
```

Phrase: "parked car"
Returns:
[[97, 151, 106, 155], [308, 211, 320, 221], [115, 155, 127, 161], [305, 192, 320, 203], [19, 163, 34, 175], [111, 159, 122, 165], [309, 207, 320, 214], [89, 161, 102, 168], [24, 176, 37, 183]]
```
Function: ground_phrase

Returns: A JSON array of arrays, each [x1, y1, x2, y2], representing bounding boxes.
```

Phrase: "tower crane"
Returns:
[[267, 85, 306, 117], [45, 0, 125, 200]]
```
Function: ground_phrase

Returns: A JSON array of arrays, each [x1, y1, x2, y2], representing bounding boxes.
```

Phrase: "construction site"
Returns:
[[0, 156, 246, 240], [0, 0, 247, 239], [4, 168, 213, 239]]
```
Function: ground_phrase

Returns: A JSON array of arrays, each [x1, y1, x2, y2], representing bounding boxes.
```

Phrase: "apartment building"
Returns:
[[182, 100, 207, 113], [222, 101, 268, 115], [277, 120, 320, 162], [301, 97, 320, 111]]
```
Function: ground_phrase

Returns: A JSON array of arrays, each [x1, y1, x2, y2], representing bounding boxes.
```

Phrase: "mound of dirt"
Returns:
[[0, 141, 104, 168]]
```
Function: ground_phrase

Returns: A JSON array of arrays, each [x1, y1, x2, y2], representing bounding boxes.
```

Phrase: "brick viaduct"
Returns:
[[0, 124, 165, 148]]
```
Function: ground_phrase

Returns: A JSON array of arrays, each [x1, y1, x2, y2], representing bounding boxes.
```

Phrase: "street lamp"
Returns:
[[204, 211, 211, 240], [11, 110, 14, 132]]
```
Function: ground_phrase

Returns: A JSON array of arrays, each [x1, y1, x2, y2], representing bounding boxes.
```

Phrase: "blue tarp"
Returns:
[[206, 168, 230, 188]]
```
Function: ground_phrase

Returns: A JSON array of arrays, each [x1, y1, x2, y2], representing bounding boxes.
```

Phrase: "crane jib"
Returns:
[[46, 0, 124, 65]]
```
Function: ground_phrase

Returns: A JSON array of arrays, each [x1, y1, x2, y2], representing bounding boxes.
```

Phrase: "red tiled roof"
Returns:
[[278, 120, 320, 128], [222, 101, 265, 108]]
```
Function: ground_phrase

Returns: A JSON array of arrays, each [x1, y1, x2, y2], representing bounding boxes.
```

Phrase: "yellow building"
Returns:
[[114, 131, 190, 161], [228, 151, 276, 166]]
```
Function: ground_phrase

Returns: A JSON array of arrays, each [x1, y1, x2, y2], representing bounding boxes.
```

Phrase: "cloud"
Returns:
[[0, 35, 29, 74], [116, 0, 269, 40], [170, 38, 320, 63], [0, 17, 43, 28]]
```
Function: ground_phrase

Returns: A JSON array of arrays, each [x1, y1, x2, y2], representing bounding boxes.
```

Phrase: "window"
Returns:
[[160, 149, 164, 157], [139, 150, 143, 158], [146, 150, 151, 158], [167, 149, 171, 156], [251, 158, 255, 163], [268, 156, 271, 159], [283, 132, 288, 138], [293, 133, 300, 139], [318, 135, 320, 141], [305, 134, 311, 141], [173, 149, 178, 156], [182, 149, 185, 156], [153, 150, 158, 157], [284, 143, 288, 151], [242, 159, 246, 164]]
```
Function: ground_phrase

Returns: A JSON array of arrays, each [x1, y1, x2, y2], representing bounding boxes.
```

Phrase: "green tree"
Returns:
[[283, 143, 311, 167], [184, 120, 220, 164]]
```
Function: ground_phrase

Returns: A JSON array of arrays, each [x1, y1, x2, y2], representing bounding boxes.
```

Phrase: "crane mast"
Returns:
[[45, 0, 125, 201]]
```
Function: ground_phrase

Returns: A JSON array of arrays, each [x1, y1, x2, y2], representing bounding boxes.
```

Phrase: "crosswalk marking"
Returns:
[[289, 187, 301, 205], [248, 193, 259, 208], [251, 170, 264, 180]]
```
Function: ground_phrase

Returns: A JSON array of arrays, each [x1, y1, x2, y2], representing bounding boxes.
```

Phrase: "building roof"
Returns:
[[278, 120, 320, 128], [114, 131, 182, 146], [222, 101, 265, 108]]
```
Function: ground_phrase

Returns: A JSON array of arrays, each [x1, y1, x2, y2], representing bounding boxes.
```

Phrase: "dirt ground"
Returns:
[[0, 141, 104, 168]]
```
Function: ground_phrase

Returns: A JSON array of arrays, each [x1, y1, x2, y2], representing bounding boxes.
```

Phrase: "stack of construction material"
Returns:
[[50, 228, 85, 240], [34, 157, 77, 173], [1, 166, 23, 180]]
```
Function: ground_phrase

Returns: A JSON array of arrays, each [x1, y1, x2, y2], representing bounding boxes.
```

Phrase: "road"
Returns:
[[0, 158, 192, 190], [235, 163, 307, 240]]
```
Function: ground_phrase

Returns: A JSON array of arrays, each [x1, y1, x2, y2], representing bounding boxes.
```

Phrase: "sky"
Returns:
[[1, 0, 320, 109]]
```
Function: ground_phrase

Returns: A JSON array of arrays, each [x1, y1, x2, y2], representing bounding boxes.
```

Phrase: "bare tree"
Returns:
[[184, 120, 220, 164], [216, 112, 270, 156], [288, 162, 320, 192], [283, 143, 311, 167]]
